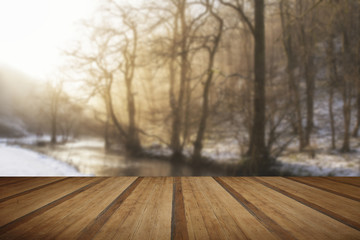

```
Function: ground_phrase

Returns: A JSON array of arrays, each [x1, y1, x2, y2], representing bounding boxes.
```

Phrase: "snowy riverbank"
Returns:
[[0, 136, 359, 176], [0, 144, 86, 176]]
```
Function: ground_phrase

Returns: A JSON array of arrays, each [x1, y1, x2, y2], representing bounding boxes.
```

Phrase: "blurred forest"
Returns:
[[1, 0, 360, 176]]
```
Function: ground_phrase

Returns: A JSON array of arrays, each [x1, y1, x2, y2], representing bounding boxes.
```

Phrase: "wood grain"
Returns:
[[78, 177, 141, 240], [0, 177, 65, 203], [254, 177, 360, 230], [214, 177, 293, 240], [218, 177, 360, 239], [0, 177, 359, 240], [1, 177, 137, 239], [183, 177, 280, 240], [0, 178, 98, 227], [0, 178, 104, 236], [0, 178, 29, 187], [93, 177, 173, 240], [325, 177, 360, 187], [172, 177, 188, 240], [288, 177, 360, 201]]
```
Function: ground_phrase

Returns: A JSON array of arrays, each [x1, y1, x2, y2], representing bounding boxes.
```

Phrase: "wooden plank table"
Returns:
[[0, 177, 359, 239]]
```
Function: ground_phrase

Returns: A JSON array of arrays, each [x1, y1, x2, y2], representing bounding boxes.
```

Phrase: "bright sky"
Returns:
[[0, 0, 99, 81], [0, 0, 146, 82]]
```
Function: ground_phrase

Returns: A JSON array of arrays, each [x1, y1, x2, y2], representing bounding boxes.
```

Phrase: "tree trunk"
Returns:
[[50, 91, 59, 145], [304, 56, 315, 147], [125, 25, 141, 154], [51, 117, 57, 145], [352, 49, 360, 137], [280, 0, 305, 150], [182, 70, 191, 150], [193, 7, 223, 165], [104, 112, 110, 151], [352, 1, 360, 137], [329, 85, 336, 149], [125, 76, 141, 153], [248, 0, 267, 174], [171, 0, 187, 161], [341, 29, 352, 152], [326, 36, 337, 149], [169, 10, 179, 158], [106, 77, 128, 141], [291, 69, 305, 151], [342, 102, 351, 152], [192, 73, 212, 163], [297, 1, 315, 147]]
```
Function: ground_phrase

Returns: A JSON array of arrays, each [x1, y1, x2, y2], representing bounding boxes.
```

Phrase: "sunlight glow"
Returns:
[[0, 0, 99, 81]]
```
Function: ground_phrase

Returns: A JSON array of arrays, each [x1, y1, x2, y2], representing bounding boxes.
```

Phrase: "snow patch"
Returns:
[[0, 144, 87, 176], [275, 153, 360, 176]]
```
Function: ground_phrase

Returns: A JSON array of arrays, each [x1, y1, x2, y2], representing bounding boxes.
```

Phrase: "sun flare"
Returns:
[[0, 0, 99, 81]]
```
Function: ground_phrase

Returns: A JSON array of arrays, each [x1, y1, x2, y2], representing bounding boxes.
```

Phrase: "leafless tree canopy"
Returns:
[[3, 0, 358, 175]]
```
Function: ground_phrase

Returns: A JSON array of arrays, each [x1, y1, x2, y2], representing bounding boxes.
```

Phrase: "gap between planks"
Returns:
[[0, 178, 105, 235], [0, 177, 359, 240], [287, 177, 360, 202], [253, 177, 360, 231], [0, 178, 67, 204], [77, 177, 143, 240], [213, 177, 296, 240]]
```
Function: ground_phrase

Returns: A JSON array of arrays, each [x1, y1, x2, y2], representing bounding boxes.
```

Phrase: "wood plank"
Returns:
[[0, 178, 104, 237], [130, 177, 173, 240], [0, 178, 29, 187], [93, 177, 173, 240], [288, 177, 360, 201], [91, 177, 155, 239], [78, 177, 142, 240], [171, 177, 188, 240], [0, 177, 98, 227], [219, 177, 360, 239], [0, 177, 358, 239], [183, 177, 212, 240], [325, 177, 360, 187], [0, 177, 137, 240], [213, 177, 293, 240], [183, 177, 280, 240], [0, 177, 65, 202], [254, 177, 360, 230]]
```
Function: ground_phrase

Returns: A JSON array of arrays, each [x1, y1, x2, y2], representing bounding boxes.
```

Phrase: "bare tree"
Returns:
[[295, 0, 318, 147], [338, 0, 359, 152], [352, 49, 360, 137], [220, 0, 267, 174], [192, 0, 224, 164], [46, 80, 64, 145], [67, 4, 143, 154], [116, 7, 142, 153], [279, 0, 305, 150], [323, 0, 340, 150], [325, 34, 338, 149], [149, 0, 209, 160]]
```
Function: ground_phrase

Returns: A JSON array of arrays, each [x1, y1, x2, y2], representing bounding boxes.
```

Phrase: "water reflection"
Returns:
[[28, 138, 195, 176]]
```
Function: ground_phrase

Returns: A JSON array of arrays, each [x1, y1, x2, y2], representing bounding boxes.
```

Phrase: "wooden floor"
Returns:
[[0, 177, 359, 239]]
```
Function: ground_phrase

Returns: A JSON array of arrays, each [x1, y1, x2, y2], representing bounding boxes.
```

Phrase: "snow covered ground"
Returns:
[[274, 153, 360, 176], [0, 143, 86, 176], [1, 133, 359, 176], [142, 138, 360, 176], [271, 92, 360, 176]]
